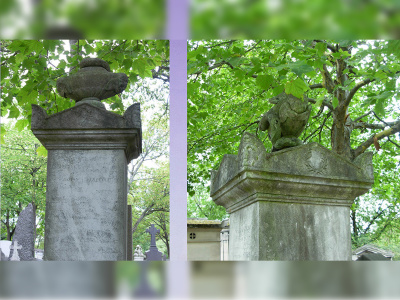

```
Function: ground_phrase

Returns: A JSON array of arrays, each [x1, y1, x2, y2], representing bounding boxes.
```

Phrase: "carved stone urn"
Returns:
[[56, 58, 129, 108]]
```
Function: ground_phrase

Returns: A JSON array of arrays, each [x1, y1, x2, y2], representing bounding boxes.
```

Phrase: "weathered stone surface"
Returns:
[[127, 205, 133, 261], [8, 204, 35, 261], [44, 149, 127, 261], [211, 133, 374, 211], [31, 103, 142, 163], [31, 101, 142, 261], [56, 58, 128, 103], [259, 93, 312, 150], [211, 133, 374, 261]]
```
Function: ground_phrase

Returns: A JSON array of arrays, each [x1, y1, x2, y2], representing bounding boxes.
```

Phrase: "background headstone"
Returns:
[[0, 248, 7, 261], [9, 240, 22, 261], [0, 241, 12, 259], [145, 224, 164, 261], [134, 245, 145, 261], [9, 203, 35, 261]]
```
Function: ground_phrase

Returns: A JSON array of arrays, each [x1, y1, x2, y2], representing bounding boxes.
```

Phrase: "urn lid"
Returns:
[[79, 58, 111, 72]]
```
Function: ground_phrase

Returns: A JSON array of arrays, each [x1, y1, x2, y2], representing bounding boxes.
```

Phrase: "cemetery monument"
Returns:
[[31, 57, 142, 260], [210, 92, 374, 260], [145, 224, 164, 261]]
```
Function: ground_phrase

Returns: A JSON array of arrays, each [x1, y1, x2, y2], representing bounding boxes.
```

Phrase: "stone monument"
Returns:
[[9, 240, 22, 261], [211, 132, 374, 260], [133, 245, 145, 261], [145, 224, 164, 261], [8, 203, 35, 261], [31, 58, 142, 260], [210, 93, 374, 260], [258, 92, 311, 151]]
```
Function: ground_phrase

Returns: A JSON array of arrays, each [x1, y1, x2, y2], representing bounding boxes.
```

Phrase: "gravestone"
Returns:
[[9, 240, 22, 261], [0, 241, 12, 260], [31, 58, 142, 260], [133, 245, 145, 261], [211, 132, 374, 260], [8, 203, 35, 261], [0, 247, 7, 261], [145, 224, 164, 261]]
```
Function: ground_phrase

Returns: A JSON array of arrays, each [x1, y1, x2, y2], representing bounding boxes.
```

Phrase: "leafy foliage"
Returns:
[[129, 162, 170, 258], [187, 40, 400, 251], [190, 0, 400, 39], [1, 39, 169, 128], [0, 123, 47, 244], [0, 1, 165, 39]]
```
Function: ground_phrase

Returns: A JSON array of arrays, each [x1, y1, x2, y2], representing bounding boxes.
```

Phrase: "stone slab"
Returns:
[[44, 149, 127, 260], [9, 203, 35, 261], [229, 201, 351, 260]]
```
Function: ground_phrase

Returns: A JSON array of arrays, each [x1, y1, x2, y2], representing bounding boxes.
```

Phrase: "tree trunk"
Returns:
[[331, 56, 353, 160], [331, 107, 352, 159], [6, 211, 11, 241], [351, 208, 358, 243]]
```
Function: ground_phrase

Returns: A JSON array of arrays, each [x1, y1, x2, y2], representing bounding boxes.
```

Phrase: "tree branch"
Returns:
[[345, 78, 375, 107], [353, 119, 400, 157], [309, 83, 324, 89]]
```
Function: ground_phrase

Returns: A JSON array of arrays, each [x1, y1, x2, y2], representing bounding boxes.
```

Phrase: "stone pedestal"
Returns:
[[210, 133, 374, 261], [31, 103, 141, 261]]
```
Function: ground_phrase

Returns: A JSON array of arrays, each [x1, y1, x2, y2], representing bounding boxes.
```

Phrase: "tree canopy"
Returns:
[[187, 40, 400, 256]]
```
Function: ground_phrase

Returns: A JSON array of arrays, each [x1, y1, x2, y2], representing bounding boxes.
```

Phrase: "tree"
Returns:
[[187, 40, 400, 250], [129, 161, 169, 258], [1, 39, 169, 127], [0, 123, 47, 245]]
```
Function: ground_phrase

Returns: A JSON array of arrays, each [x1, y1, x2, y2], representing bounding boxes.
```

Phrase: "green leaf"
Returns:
[[375, 99, 385, 116], [256, 75, 273, 90], [271, 85, 284, 96], [15, 119, 29, 132], [36, 145, 48, 157], [288, 62, 314, 77], [8, 106, 20, 119], [135, 58, 147, 78], [332, 97, 339, 108], [285, 78, 309, 98], [0, 126, 6, 144], [315, 42, 327, 55], [315, 96, 324, 107]]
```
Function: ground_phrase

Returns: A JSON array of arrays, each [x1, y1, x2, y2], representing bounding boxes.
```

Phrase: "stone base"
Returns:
[[229, 201, 351, 260], [211, 133, 374, 261]]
